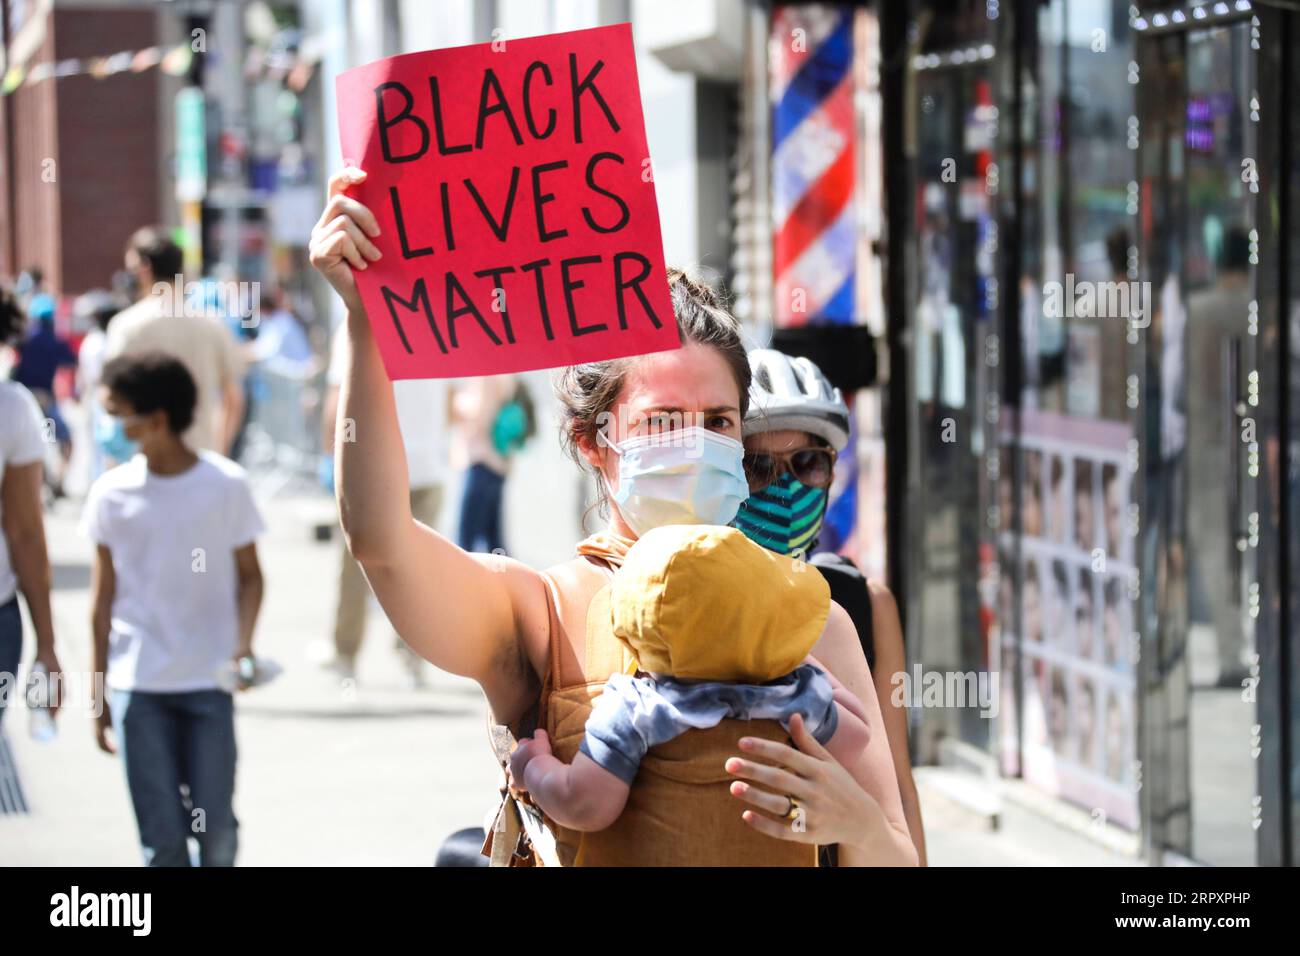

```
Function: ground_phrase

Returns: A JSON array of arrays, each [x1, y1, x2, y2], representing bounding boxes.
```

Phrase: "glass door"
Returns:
[[1180, 18, 1258, 867], [1135, 5, 1290, 866], [908, 46, 1001, 756]]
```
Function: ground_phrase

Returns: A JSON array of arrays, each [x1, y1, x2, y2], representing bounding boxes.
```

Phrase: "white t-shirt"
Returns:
[[327, 324, 449, 488], [79, 451, 266, 692], [0, 382, 47, 605]]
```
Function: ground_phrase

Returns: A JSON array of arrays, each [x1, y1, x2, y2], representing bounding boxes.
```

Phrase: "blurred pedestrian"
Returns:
[[0, 288, 62, 727], [452, 375, 525, 555], [738, 348, 927, 865], [231, 286, 316, 463], [9, 292, 76, 497], [13, 265, 44, 311], [75, 290, 126, 481], [83, 351, 264, 867], [190, 276, 260, 464], [104, 228, 245, 456], [250, 287, 314, 373], [320, 323, 449, 685], [1186, 226, 1251, 687]]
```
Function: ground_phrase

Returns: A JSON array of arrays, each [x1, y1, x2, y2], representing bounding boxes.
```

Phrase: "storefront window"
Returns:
[[901, 0, 1295, 863], [907, 3, 1001, 756], [998, 0, 1142, 831]]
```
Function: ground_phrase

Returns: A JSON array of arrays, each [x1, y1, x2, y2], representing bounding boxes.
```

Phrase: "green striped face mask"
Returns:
[[732, 471, 828, 557]]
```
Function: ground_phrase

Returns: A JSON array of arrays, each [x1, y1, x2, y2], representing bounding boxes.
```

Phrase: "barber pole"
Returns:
[[768, 5, 861, 558], [769, 4, 856, 327]]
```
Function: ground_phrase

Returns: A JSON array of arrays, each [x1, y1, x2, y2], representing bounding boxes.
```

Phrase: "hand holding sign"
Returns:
[[331, 24, 681, 380], [309, 167, 382, 316]]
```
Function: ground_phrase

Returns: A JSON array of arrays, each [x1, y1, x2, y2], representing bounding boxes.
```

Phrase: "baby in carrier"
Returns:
[[509, 524, 872, 833]]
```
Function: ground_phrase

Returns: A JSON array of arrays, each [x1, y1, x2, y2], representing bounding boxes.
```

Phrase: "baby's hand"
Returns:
[[509, 729, 552, 790]]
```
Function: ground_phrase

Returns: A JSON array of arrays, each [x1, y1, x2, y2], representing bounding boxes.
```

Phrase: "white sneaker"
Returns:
[[321, 656, 357, 684]]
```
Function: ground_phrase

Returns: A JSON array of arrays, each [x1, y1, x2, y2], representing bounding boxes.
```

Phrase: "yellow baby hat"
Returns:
[[609, 525, 831, 683]]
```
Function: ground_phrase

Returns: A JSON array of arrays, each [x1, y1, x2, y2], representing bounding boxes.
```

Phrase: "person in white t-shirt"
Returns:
[[0, 363, 62, 727], [82, 351, 264, 867], [2, 284, 62, 728], [321, 323, 449, 685]]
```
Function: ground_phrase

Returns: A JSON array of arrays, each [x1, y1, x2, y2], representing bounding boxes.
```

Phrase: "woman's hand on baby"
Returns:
[[725, 712, 881, 851], [508, 729, 552, 791], [308, 167, 383, 315]]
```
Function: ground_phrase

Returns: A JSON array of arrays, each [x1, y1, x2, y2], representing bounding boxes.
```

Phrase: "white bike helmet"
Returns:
[[744, 348, 851, 451]]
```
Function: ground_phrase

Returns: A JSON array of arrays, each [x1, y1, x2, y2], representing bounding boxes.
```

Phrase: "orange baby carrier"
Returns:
[[484, 575, 819, 867]]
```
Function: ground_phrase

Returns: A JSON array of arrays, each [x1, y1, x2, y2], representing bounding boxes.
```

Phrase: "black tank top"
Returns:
[[810, 552, 876, 670]]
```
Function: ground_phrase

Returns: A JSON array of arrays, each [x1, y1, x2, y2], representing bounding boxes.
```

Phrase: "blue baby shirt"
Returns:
[[578, 663, 839, 785]]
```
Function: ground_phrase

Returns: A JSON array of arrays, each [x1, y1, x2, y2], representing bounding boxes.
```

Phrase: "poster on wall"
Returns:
[[996, 409, 1139, 831]]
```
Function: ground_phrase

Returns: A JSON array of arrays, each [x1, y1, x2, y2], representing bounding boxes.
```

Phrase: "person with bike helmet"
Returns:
[[735, 347, 927, 865]]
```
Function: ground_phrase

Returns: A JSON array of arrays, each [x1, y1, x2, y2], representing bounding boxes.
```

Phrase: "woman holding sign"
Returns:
[[310, 167, 916, 866]]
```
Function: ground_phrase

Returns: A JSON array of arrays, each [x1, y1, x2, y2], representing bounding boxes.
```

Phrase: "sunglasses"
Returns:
[[743, 446, 837, 492]]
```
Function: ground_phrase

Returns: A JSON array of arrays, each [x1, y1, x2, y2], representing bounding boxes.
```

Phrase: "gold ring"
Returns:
[[783, 795, 801, 820]]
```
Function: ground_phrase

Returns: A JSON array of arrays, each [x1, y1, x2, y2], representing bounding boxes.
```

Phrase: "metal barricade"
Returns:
[[239, 362, 325, 496]]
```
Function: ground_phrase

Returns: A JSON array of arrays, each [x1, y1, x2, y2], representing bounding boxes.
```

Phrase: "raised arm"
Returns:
[[309, 168, 547, 725]]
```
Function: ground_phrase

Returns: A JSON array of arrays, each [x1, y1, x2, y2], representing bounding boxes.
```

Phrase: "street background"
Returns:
[[2, 0, 1297, 867], [0, 402, 1133, 866]]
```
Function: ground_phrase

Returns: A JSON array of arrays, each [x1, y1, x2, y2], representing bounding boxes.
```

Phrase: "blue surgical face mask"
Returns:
[[95, 413, 141, 462], [733, 471, 828, 556], [599, 426, 750, 536]]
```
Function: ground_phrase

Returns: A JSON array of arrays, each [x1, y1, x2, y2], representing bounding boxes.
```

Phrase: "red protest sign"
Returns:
[[335, 23, 681, 380]]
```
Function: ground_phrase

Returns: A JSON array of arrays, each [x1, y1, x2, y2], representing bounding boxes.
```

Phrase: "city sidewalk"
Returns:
[[0, 478, 1141, 866], [918, 769, 1144, 867], [1, 485, 502, 866]]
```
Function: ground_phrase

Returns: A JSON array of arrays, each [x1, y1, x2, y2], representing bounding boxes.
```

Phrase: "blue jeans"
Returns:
[[110, 688, 239, 866], [457, 463, 506, 554], [0, 597, 21, 729]]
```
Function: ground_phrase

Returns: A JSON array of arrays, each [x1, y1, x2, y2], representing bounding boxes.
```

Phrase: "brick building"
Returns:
[[0, 0, 182, 295]]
